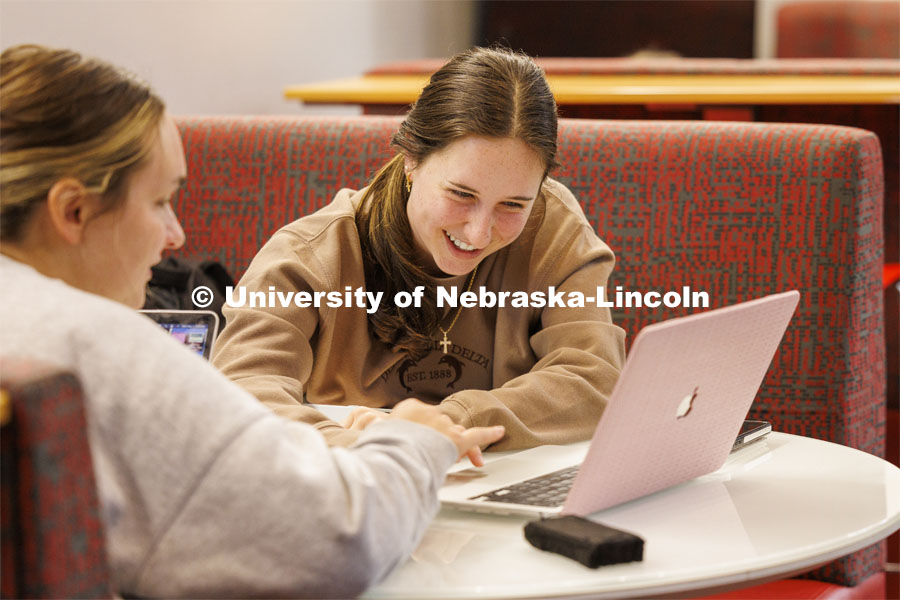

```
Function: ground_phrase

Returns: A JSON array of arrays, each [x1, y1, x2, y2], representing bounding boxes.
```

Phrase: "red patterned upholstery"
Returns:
[[702, 571, 886, 599], [176, 117, 400, 279], [777, 1, 900, 59], [555, 120, 885, 460], [0, 358, 111, 599], [172, 116, 885, 586]]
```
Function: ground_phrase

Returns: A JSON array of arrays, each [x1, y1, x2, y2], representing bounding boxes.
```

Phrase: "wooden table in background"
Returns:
[[285, 73, 900, 108]]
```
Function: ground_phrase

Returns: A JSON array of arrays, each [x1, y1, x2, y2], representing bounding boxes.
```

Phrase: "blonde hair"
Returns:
[[0, 45, 165, 240]]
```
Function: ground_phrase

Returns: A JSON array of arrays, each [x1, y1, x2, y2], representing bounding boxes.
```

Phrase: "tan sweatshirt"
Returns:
[[213, 179, 625, 450]]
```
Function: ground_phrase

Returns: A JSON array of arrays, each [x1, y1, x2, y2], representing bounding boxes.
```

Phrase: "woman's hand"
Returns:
[[342, 406, 390, 431], [387, 399, 505, 466]]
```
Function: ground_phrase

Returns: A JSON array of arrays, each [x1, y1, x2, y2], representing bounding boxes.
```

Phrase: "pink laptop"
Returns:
[[439, 290, 800, 517]]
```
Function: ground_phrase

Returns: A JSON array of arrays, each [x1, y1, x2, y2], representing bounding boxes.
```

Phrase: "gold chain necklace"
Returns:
[[437, 265, 478, 354]]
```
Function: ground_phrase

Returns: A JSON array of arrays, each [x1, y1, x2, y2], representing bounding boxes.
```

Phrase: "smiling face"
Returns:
[[405, 136, 546, 276], [80, 114, 187, 307]]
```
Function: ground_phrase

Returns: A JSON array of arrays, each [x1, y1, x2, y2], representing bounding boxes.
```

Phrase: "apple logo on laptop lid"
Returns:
[[676, 387, 699, 419]]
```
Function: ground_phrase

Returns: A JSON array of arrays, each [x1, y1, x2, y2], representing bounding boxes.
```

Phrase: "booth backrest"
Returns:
[[0, 358, 111, 599], [777, 0, 900, 59], [173, 116, 885, 585]]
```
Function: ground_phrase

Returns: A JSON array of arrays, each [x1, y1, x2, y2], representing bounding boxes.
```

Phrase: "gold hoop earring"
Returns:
[[405, 173, 412, 193]]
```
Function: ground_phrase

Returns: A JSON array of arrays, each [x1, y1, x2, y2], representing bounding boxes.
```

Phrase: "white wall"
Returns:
[[0, 0, 476, 115], [11, 0, 880, 110], [756, 0, 782, 58]]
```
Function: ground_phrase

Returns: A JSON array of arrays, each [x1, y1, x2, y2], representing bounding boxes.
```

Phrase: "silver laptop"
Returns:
[[439, 290, 799, 517]]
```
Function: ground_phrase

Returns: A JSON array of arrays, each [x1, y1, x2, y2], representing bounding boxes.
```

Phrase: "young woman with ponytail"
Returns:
[[214, 46, 625, 450]]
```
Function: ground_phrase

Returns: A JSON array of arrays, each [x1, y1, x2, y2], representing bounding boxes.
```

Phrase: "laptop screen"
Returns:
[[139, 310, 219, 359]]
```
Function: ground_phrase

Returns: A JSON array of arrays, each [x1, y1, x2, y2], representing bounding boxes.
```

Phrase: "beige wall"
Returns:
[[0, 0, 476, 115], [8, 0, 881, 113]]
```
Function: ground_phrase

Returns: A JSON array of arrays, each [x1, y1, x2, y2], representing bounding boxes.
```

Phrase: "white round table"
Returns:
[[364, 432, 900, 599]]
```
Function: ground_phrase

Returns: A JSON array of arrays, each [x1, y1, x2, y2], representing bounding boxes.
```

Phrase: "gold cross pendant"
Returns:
[[439, 332, 452, 354]]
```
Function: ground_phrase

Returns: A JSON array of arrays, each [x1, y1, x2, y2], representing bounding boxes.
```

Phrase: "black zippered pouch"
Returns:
[[524, 516, 644, 568]]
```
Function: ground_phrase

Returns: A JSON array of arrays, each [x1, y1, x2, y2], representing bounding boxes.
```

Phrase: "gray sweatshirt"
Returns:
[[0, 255, 457, 598]]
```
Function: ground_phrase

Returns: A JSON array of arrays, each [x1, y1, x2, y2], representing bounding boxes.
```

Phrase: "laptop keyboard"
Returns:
[[469, 465, 580, 507]]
